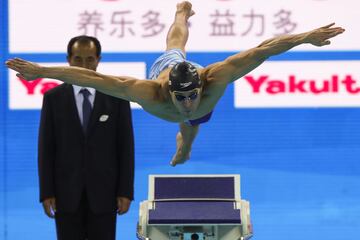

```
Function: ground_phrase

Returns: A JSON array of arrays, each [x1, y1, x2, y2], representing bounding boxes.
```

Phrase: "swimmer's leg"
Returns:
[[166, 1, 195, 56]]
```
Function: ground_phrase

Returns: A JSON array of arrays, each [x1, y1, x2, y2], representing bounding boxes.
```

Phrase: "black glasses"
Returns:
[[174, 91, 199, 102]]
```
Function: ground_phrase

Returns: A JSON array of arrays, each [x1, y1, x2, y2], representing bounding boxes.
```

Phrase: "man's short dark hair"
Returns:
[[67, 35, 102, 58]]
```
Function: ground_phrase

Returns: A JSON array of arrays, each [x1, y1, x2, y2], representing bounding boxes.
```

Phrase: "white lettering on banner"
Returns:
[[9, 0, 352, 52], [234, 61, 360, 108], [9, 62, 146, 110]]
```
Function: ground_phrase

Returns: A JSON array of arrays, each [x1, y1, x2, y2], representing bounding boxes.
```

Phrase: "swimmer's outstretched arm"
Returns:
[[6, 58, 159, 105], [202, 23, 345, 84], [171, 123, 199, 166]]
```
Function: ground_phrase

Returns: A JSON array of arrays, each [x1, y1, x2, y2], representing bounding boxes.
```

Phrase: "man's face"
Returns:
[[67, 41, 100, 71], [170, 88, 202, 118]]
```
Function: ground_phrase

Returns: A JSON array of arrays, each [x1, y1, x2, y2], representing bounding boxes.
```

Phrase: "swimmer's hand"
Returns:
[[305, 23, 345, 47], [170, 132, 191, 166], [6, 58, 42, 80]]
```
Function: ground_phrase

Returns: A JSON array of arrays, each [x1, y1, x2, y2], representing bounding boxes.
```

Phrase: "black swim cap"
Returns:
[[169, 62, 201, 92]]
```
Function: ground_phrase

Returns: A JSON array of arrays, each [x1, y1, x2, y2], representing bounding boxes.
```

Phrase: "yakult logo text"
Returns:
[[9, 75, 63, 110], [234, 61, 360, 108], [19, 78, 60, 95], [245, 75, 360, 94], [9, 62, 146, 110]]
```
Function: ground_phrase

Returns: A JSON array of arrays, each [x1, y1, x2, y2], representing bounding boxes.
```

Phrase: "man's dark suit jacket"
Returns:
[[38, 83, 134, 214]]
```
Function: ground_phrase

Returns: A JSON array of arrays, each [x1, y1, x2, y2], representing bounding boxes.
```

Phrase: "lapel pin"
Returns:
[[99, 115, 109, 122]]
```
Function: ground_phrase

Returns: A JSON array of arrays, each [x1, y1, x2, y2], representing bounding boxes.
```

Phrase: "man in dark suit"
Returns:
[[38, 35, 135, 240]]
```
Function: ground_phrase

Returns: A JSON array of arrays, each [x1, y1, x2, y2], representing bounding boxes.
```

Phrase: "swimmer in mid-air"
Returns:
[[6, 1, 345, 166]]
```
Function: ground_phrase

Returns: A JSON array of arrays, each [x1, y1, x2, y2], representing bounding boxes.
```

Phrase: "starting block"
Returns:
[[137, 174, 253, 240]]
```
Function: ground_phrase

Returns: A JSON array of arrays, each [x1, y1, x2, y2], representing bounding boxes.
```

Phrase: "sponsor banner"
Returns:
[[9, 62, 146, 110], [234, 61, 360, 108], [9, 0, 351, 52]]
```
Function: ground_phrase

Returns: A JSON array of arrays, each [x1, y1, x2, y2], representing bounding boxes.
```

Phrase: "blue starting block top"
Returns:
[[147, 175, 242, 225], [152, 176, 239, 200]]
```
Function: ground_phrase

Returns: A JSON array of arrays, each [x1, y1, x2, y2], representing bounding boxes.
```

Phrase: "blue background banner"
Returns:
[[1, 0, 360, 239]]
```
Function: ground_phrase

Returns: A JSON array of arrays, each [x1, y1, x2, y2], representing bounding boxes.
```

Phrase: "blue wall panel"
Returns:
[[1, 0, 360, 239]]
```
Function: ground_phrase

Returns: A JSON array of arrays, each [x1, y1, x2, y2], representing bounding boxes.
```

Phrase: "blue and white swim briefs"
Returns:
[[149, 49, 203, 80]]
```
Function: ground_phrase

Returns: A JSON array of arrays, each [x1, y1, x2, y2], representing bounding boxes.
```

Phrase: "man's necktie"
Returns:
[[80, 88, 92, 133]]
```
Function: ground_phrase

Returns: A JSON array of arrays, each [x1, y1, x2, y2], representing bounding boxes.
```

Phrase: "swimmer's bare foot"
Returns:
[[176, 1, 195, 21], [170, 150, 190, 167], [170, 132, 191, 166]]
